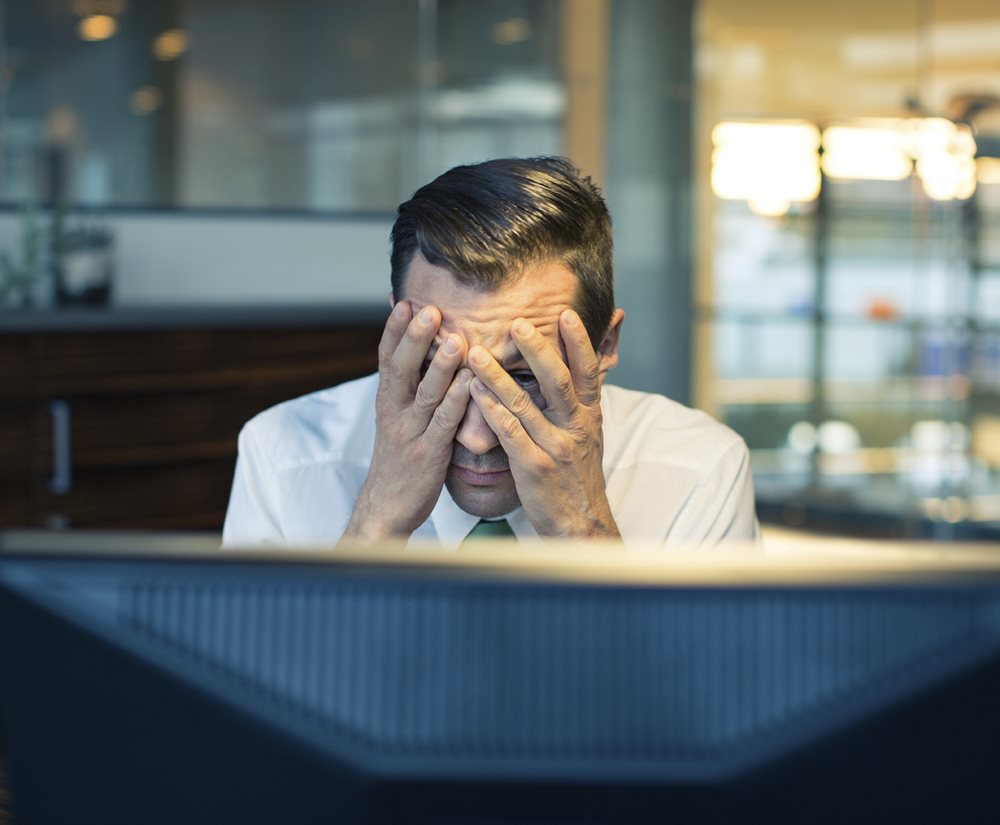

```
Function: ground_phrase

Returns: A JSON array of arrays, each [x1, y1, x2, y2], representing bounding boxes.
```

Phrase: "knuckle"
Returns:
[[579, 362, 600, 385], [413, 380, 438, 409], [526, 452, 551, 475], [509, 389, 535, 418], [568, 402, 598, 430], [428, 404, 461, 438], [426, 411, 453, 438], [553, 372, 575, 399], [498, 413, 521, 440], [387, 356, 411, 384], [550, 437, 575, 463]]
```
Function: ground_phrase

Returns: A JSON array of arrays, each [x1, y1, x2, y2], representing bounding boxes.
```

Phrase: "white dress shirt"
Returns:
[[222, 373, 759, 548]]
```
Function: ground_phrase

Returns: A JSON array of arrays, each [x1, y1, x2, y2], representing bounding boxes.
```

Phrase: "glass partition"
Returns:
[[697, 0, 1000, 537], [0, 0, 563, 211]]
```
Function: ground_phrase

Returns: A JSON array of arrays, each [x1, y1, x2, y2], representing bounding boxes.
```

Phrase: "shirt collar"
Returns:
[[421, 485, 538, 548]]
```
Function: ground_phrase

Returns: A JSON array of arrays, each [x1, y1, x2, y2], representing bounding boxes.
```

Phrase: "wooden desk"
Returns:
[[0, 305, 385, 531]]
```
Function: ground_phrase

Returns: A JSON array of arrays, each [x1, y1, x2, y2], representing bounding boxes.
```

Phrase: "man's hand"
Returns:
[[344, 301, 471, 542], [467, 309, 620, 539]]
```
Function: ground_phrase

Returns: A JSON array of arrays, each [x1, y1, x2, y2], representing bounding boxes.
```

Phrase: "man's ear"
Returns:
[[596, 308, 625, 383]]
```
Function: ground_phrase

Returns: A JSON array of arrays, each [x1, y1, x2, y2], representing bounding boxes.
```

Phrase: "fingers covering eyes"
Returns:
[[384, 304, 441, 404], [413, 334, 465, 416], [559, 310, 600, 406]]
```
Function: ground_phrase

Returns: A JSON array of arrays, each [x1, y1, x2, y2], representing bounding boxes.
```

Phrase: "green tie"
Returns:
[[464, 518, 515, 542]]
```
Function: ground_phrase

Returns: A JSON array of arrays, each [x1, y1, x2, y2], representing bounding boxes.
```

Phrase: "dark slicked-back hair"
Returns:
[[390, 157, 614, 348]]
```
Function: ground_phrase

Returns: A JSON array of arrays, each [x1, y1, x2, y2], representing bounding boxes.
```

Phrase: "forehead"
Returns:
[[402, 253, 578, 354]]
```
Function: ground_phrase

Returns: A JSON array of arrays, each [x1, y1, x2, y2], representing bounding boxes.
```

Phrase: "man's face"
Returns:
[[401, 253, 605, 519]]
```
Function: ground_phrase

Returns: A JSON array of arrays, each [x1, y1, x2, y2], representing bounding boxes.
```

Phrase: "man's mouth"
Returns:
[[450, 465, 511, 486]]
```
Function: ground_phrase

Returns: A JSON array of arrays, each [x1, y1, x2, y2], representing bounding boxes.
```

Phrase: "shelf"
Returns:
[[714, 376, 984, 406], [0, 303, 389, 334], [698, 306, 1000, 333], [753, 466, 1000, 539]]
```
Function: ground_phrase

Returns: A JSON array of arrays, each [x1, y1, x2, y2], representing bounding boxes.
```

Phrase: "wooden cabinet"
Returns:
[[0, 307, 385, 530]]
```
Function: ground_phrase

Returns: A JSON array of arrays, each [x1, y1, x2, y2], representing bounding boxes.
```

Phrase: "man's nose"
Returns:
[[454, 396, 500, 455]]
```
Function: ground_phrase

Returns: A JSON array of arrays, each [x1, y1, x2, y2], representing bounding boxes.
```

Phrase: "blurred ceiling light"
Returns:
[[78, 14, 117, 42], [918, 152, 977, 201], [130, 86, 162, 116], [819, 117, 977, 201], [747, 197, 792, 218], [72, 0, 126, 16], [711, 121, 821, 216], [822, 124, 912, 181], [47, 107, 79, 142], [818, 421, 862, 454], [153, 29, 188, 61], [912, 118, 977, 201], [787, 421, 817, 455], [911, 117, 973, 158], [492, 17, 532, 45], [979, 157, 1000, 185]]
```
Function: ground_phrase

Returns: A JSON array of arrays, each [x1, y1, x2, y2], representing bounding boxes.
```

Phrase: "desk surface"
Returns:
[[0, 303, 387, 333]]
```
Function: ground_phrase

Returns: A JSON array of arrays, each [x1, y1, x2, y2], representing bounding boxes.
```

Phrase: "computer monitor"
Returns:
[[2, 530, 1000, 824]]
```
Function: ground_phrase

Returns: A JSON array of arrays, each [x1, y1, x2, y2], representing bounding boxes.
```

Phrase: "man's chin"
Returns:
[[445, 476, 521, 519]]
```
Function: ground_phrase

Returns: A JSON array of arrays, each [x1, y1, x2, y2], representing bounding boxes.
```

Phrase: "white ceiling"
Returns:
[[699, 0, 1000, 132]]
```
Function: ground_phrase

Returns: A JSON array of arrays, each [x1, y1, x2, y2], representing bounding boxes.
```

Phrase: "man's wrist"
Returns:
[[530, 496, 621, 540], [343, 486, 408, 543], [576, 505, 621, 540]]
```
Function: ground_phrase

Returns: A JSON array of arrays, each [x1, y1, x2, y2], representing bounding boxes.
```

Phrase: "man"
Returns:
[[223, 157, 758, 547]]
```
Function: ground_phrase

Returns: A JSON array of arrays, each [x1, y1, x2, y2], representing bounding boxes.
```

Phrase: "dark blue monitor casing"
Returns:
[[3, 535, 1000, 824]]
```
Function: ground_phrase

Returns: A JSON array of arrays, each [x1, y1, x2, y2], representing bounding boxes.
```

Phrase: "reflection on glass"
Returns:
[[700, 0, 1000, 537], [1, 0, 564, 211], [710, 121, 821, 217]]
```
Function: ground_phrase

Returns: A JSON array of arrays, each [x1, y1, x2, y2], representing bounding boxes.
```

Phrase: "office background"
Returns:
[[1, 0, 999, 540]]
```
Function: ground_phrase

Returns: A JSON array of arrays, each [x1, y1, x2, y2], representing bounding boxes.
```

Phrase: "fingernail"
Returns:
[[393, 301, 407, 319], [442, 336, 459, 355], [419, 307, 434, 325], [563, 310, 580, 326], [470, 377, 484, 393], [469, 348, 488, 367], [512, 318, 532, 337]]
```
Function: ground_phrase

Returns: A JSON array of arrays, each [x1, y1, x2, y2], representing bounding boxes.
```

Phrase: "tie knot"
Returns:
[[465, 519, 515, 541]]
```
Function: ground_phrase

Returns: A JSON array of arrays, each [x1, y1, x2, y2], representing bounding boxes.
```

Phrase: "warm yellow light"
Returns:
[[492, 18, 532, 45], [819, 117, 977, 200], [130, 86, 162, 116], [711, 121, 821, 208], [747, 197, 792, 217], [153, 29, 188, 61], [918, 153, 977, 201], [910, 117, 962, 157], [979, 157, 1000, 185], [47, 107, 78, 142], [78, 14, 117, 41], [822, 123, 912, 181], [912, 119, 977, 201]]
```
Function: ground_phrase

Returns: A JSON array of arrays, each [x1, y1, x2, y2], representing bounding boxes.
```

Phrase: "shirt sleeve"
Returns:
[[668, 439, 760, 544], [221, 422, 285, 547]]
